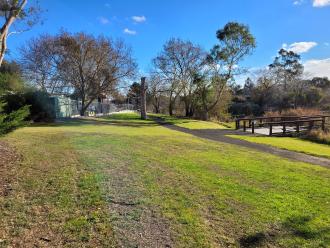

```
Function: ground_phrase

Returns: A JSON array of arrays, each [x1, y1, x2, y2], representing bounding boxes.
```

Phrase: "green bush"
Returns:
[[229, 102, 262, 117], [0, 102, 30, 135], [2, 90, 55, 122]]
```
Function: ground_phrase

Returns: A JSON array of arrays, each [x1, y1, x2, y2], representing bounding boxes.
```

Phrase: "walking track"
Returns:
[[154, 118, 330, 169]]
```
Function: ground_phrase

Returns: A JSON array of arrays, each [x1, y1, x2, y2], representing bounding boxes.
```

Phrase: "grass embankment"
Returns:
[[0, 112, 329, 247], [228, 135, 330, 159], [152, 114, 234, 129]]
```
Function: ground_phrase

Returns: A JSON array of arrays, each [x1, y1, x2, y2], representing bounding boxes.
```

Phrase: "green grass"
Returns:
[[228, 135, 330, 159], [152, 114, 233, 129], [1, 112, 329, 247], [0, 127, 115, 247]]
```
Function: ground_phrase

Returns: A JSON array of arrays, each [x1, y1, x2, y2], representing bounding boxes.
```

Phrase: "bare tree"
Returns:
[[0, 0, 40, 66], [20, 32, 137, 116], [147, 74, 167, 113], [20, 34, 63, 93], [152, 38, 205, 116], [56, 32, 136, 116]]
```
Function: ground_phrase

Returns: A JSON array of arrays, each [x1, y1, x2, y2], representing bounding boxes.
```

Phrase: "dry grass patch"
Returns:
[[0, 141, 20, 198]]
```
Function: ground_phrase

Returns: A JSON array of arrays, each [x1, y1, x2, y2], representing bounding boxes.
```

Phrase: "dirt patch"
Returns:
[[0, 141, 20, 197], [105, 161, 173, 248]]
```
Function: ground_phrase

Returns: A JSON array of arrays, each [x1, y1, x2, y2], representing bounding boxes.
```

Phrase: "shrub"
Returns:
[[1, 90, 55, 122], [0, 102, 30, 135], [304, 129, 330, 145], [229, 102, 263, 117], [264, 108, 323, 117]]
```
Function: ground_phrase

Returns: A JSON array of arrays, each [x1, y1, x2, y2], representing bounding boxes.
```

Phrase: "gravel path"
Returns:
[[155, 119, 330, 169]]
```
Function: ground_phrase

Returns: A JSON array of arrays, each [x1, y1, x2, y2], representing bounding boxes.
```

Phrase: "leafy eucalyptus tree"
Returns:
[[198, 22, 256, 120], [268, 48, 304, 109]]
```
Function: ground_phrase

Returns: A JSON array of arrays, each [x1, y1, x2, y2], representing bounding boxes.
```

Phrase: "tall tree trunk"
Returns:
[[201, 110, 209, 121], [140, 77, 147, 120], [155, 101, 160, 113], [0, 30, 8, 67], [185, 105, 190, 117], [80, 98, 86, 116], [185, 104, 194, 117], [169, 93, 174, 116], [169, 102, 173, 116], [153, 97, 160, 113]]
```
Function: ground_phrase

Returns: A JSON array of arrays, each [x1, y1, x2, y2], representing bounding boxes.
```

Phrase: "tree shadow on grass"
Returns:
[[239, 215, 330, 247], [31, 117, 159, 128]]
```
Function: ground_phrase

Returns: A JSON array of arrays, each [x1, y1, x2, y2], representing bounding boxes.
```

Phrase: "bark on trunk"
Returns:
[[169, 103, 173, 116], [140, 77, 147, 120], [0, 0, 27, 67], [201, 111, 209, 121], [185, 106, 190, 117], [154, 104, 160, 114], [0, 31, 8, 67], [80, 103, 86, 116], [80, 98, 86, 116], [185, 105, 194, 117]]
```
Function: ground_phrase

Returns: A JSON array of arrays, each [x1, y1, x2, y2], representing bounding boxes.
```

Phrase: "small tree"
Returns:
[[152, 38, 205, 116], [127, 82, 141, 110], [0, 60, 24, 94], [147, 74, 167, 113]]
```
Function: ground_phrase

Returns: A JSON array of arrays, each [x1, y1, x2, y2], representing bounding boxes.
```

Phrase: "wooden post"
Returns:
[[269, 123, 273, 136], [140, 77, 147, 120], [236, 120, 239, 130], [309, 121, 314, 131], [248, 119, 252, 128], [322, 117, 325, 131], [296, 121, 300, 133], [243, 121, 246, 132], [283, 123, 286, 135], [252, 121, 255, 134]]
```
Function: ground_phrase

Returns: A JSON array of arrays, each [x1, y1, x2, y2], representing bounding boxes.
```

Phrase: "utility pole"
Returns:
[[140, 77, 147, 120]]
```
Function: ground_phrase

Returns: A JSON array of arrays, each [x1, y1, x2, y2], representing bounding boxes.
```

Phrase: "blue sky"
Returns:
[[7, 0, 330, 80]]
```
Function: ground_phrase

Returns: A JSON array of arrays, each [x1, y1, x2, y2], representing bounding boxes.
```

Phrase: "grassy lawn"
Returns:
[[0, 126, 115, 247], [228, 135, 330, 159], [152, 114, 234, 129], [1, 113, 329, 247]]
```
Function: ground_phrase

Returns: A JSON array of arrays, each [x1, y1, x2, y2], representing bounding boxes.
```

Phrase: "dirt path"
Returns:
[[0, 141, 20, 197], [154, 119, 330, 169], [103, 156, 173, 248]]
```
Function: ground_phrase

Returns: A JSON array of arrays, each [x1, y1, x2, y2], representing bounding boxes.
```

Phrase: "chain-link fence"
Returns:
[[51, 95, 135, 118]]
